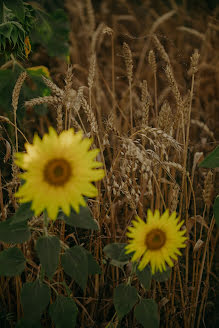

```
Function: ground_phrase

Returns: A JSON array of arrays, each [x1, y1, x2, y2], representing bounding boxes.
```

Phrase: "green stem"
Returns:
[[127, 262, 137, 285]]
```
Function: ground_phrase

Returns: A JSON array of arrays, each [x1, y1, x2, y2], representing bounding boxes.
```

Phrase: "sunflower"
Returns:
[[125, 209, 187, 274], [15, 127, 104, 220]]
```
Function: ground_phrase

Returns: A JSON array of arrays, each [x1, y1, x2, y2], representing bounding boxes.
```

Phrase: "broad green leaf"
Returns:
[[152, 266, 171, 282], [10, 21, 25, 34], [9, 202, 34, 224], [32, 9, 69, 57], [199, 145, 219, 168], [134, 299, 159, 328], [35, 236, 60, 279], [0, 218, 31, 243], [103, 243, 131, 267], [0, 22, 13, 38], [0, 68, 21, 111], [49, 295, 78, 327], [20, 279, 50, 323], [213, 195, 219, 226], [4, 0, 25, 22], [85, 250, 101, 275], [10, 27, 18, 45], [27, 66, 50, 78], [136, 265, 152, 290], [0, 247, 26, 276], [113, 284, 138, 320], [61, 246, 88, 291], [0, 1, 3, 23], [43, 9, 69, 57], [16, 318, 42, 328], [23, 69, 50, 116], [61, 206, 99, 230]]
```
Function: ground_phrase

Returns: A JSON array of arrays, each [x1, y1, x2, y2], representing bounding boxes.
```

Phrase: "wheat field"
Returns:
[[0, 0, 218, 327]]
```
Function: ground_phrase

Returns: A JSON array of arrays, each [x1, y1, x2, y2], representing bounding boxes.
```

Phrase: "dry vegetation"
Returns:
[[0, 0, 219, 327]]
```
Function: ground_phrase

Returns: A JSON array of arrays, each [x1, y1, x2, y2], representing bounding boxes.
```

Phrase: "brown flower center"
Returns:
[[145, 228, 166, 250], [43, 158, 72, 186]]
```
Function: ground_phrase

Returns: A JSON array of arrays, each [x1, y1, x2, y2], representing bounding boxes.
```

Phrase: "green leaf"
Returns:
[[43, 9, 69, 57], [61, 246, 88, 291], [10, 21, 25, 34], [10, 27, 18, 45], [0, 68, 20, 111], [113, 284, 138, 320], [213, 195, 219, 226], [136, 265, 152, 290], [134, 299, 159, 328], [20, 279, 51, 323], [27, 67, 50, 79], [103, 243, 131, 267], [199, 145, 219, 168], [0, 1, 3, 23], [0, 22, 13, 38], [35, 236, 60, 279], [9, 202, 34, 224], [152, 267, 171, 282], [4, 0, 25, 22], [23, 69, 50, 117], [16, 319, 42, 328], [0, 218, 31, 243], [61, 206, 99, 230], [0, 247, 26, 276], [85, 250, 101, 275], [49, 295, 78, 327], [32, 9, 69, 57]]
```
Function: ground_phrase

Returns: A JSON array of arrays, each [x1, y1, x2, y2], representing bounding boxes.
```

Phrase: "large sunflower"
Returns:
[[15, 127, 104, 220], [125, 209, 187, 274]]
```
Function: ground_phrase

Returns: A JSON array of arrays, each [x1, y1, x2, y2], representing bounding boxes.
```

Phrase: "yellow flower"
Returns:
[[125, 209, 187, 274], [15, 127, 104, 220]]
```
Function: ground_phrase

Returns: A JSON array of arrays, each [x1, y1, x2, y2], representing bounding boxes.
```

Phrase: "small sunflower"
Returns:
[[15, 127, 104, 220], [125, 209, 187, 274]]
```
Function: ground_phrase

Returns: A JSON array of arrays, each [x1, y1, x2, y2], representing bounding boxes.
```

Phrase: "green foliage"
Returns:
[[0, 67, 22, 114], [16, 319, 42, 328], [4, 0, 25, 22], [20, 279, 51, 323], [199, 145, 219, 168], [0, 65, 51, 118], [0, 202, 32, 244], [85, 249, 102, 274], [113, 284, 138, 320], [25, 67, 51, 115], [0, 247, 26, 276], [0, 1, 69, 61], [9, 202, 34, 224], [61, 205, 99, 230], [61, 245, 100, 291], [35, 236, 60, 279], [136, 265, 152, 290], [0, 2, 35, 59], [32, 9, 69, 57], [49, 295, 78, 328], [152, 266, 171, 282], [103, 243, 132, 267], [0, 217, 30, 243], [134, 299, 159, 328]]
